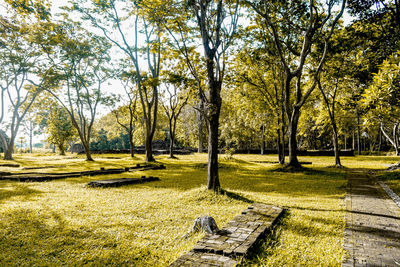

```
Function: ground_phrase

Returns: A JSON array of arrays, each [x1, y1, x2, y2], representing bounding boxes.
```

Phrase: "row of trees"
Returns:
[[1, 0, 400, 191]]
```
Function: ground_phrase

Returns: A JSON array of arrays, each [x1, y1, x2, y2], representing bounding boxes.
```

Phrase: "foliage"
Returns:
[[46, 105, 76, 155], [363, 52, 400, 153], [363, 53, 400, 121], [42, 18, 112, 161]]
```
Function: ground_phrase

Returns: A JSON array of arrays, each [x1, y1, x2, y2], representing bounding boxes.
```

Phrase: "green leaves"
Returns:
[[363, 52, 400, 120]]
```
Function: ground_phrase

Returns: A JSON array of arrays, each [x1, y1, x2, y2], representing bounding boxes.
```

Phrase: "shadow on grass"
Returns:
[[0, 209, 127, 266], [0, 183, 42, 203], [220, 189, 254, 204]]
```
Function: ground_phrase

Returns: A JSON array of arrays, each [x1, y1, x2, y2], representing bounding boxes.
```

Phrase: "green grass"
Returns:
[[0, 153, 397, 266], [375, 167, 400, 196]]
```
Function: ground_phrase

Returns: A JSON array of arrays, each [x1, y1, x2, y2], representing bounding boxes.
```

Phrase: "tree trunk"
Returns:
[[395, 123, 400, 156], [357, 114, 361, 155], [29, 121, 33, 153], [58, 144, 66, 156], [207, 110, 220, 192], [169, 135, 175, 158], [198, 107, 204, 153], [280, 105, 286, 164], [145, 136, 154, 162], [276, 128, 281, 161], [82, 141, 93, 161], [287, 108, 301, 167], [261, 124, 265, 155], [332, 123, 342, 167], [378, 128, 382, 152], [0, 132, 9, 160], [129, 134, 135, 158], [4, 138, 14, 160], [169, 118, 176, 159]]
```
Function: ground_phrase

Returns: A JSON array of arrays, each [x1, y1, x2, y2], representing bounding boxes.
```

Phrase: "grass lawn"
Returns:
[[0, 153, 397, 266]]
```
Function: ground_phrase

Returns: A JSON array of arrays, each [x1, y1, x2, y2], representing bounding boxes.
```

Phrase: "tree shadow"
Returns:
[[220, 189, 254, 203], [0, 183, 42, 203], [0, 208, 124, 265]]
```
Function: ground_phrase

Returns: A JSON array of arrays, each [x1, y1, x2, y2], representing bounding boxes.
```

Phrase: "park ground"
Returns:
[[0, 153, 400, 266]]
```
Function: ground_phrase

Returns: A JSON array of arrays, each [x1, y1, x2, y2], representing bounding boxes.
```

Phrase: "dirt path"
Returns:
[[343, 171, 400, 266]]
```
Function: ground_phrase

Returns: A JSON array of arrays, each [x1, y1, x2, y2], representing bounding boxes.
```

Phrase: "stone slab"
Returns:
[[0, 164, 166, 182], [87, 176, 160, 188], [0, 163, 20, 167]]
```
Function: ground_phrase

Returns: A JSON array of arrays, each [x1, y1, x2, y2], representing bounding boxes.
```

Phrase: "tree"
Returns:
[[363, 53, 400, 155], [160, 66, 193, 158], [162, 0, 239, 191], [73, 0, 163, 162], [46, 104, 76, 155], [314, 34, 356, 167], [246, 0, 346, 168], [0, 20, 51, 160], [110, 69, 140, 158], [43, 21, 111, 161], [22, 115, 38, 153], [233, 22, 287, 163]]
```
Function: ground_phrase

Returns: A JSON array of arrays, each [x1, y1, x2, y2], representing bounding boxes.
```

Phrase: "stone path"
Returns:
[[343, 171, 400, 266], [170, 203, 283, 267]]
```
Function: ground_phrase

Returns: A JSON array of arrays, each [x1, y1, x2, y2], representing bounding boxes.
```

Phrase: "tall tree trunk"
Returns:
[[280, 103, 286, 164], [287, 108, 301, 167], [82, 141, 93, 161], [198, 105, 204, 153], [378, 127, 382, 152], [29, 121, 33, 153], [58, 144, 66, 156], [169, 137, 174, 158], [261, 124, 265, 155], [276, 128, 281, 160], [4, 137, 14, 160], [129, 133, 134, 158], [395, 123, 400, 156], [169, 119, 176, 159], [206, 73, 222, 191], [357, 114, 361, 155], [143, 86, 157, 163], [207, 109, 221, 191], [332, 123, 341, 167], [145, 135, 154, 162], [0, 132, 9, 160]]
